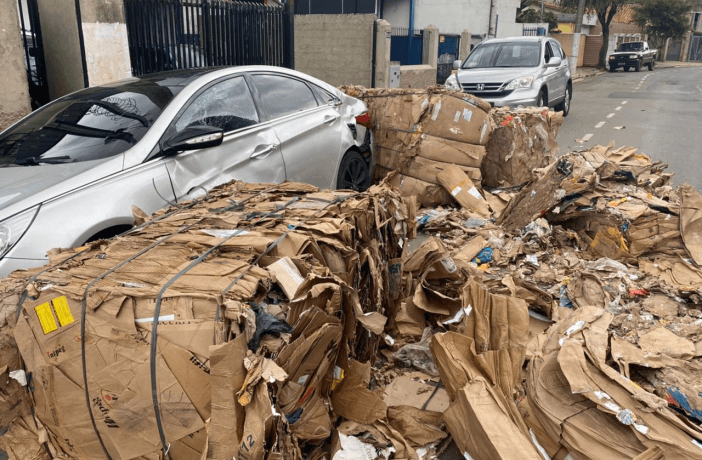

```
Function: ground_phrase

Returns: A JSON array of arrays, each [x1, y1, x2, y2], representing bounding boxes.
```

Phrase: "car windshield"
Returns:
[[463, 42, 541, 69], [0, 78, 183, 167], [618, 42, 643, 52]]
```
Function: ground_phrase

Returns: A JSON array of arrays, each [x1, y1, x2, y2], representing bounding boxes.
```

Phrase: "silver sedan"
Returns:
[[0, 66, 372, 276]]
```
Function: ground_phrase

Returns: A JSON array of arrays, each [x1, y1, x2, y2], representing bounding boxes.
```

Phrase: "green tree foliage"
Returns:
[[557, 0, 634, 68], [633, 0, 693, 49], [517, 0, 561, 32]]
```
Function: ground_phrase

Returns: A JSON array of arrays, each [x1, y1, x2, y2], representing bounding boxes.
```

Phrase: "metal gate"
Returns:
[[437, 34, 459, 84], [690, 34, 702, 62], [17, 0, 49, 109], [390, 27, 423, 66], [123, 0, 293, 77]]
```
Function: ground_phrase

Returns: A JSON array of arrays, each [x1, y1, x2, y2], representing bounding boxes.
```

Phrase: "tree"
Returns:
[[633, 0, 693, 50], [558, 0, 633, 68], [516, 0, 561, 32]]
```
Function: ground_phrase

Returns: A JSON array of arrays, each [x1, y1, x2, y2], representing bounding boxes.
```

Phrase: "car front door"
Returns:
[[161, 74, 285, 202], [248, 73, 343, 190]]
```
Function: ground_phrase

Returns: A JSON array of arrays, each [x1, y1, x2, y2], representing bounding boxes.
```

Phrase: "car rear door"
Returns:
[[248, 73, 343, 190], [162, 74, 285, 202]]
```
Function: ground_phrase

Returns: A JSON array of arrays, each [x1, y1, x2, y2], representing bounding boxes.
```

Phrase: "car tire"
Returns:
[[635, 61, 641, 72], [336, 150, 371, 191], [536, 89, 547, 108], [624, 66, 630, 72], [648, 60, 655, 71], [555, 85, 571, 116], [609, 66, 616, 72]]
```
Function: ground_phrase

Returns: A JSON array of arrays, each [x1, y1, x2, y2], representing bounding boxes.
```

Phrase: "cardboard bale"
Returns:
[[481, 107, 562, 188], [1, 180, 415, 460]]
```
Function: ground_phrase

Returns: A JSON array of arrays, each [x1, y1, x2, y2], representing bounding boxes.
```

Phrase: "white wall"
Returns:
[[494, 0, 521, 38], [415, 0, 491, 35], [384, 0, 410, 29], [383, 0, 521, 37]]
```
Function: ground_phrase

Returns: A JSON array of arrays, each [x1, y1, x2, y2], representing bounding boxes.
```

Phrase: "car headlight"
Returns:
[[609, 55, 615, 60], [630, 55, 638, 59], [505, 76, 534, 90], [0, 205, 40, 258], [444, 74, 461, 91]]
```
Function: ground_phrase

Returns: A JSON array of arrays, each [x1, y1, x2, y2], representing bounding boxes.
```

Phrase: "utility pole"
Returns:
[[569, 0, 586, 72], [540, 0, 544, 23]]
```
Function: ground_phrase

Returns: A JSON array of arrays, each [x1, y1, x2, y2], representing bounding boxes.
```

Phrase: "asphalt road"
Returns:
[[557, 65, 702, 190]]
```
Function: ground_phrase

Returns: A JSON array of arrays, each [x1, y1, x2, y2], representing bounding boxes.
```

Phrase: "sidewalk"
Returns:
[[572, 60, 702, 83]]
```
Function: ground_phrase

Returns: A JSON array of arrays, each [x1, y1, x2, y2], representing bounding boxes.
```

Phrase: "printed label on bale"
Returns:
[[451, 187, 462, 197], [35, 302, 58, 335], [52, 296, 74, 327]]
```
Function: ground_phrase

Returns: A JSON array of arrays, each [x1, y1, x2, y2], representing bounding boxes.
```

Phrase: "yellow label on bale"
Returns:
[[52, 296, 74, 327], [35, 302, 58, 335]]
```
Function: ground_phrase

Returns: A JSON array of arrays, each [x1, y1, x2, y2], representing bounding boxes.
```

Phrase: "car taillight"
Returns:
[[355, 112, 371, 128]]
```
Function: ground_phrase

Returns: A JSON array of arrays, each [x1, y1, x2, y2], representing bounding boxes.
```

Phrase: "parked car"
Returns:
[[0, 66, 372, 276], [444, 36, 572, 116], [608, 41, 657, 72]]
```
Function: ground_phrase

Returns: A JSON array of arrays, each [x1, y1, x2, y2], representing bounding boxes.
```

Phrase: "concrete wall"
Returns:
[[399, 25, 439, 88], [295, 14, 376, 87], [0, 0, 32, 130], [553, 33, 586, 67], [37, 0, 85, 100], [79, 0, 131, 86]]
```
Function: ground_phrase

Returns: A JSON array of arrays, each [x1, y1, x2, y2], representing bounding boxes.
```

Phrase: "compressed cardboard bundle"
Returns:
[[340, 86, 492, 208], [481, 107, 563, 188], [0, 180, 416, 460]]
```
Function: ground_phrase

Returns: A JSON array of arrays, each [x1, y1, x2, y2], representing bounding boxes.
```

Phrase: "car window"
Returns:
[[544, 42, 554, 63], [251, 74, 319, 119], [552, 41, 565, 59], [0, 81, 181, 166], [466, 42, 541, 68], [310, 83, 338, 105], [175, 76, 259, 134]]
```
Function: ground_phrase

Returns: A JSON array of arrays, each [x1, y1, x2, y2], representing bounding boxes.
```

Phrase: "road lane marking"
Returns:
[[606, 113, 615, 118], [582, 133, 593, 141], [622, 101, 628, 104], [595, 121, 606, 128], [615, 106, 622, 111]]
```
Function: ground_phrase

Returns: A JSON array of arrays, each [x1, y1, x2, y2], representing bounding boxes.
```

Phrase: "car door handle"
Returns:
[[323, 115, 338, 125], [250, 144, 278, 159]]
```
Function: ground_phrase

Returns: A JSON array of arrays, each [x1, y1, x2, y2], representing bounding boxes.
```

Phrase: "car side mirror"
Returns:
[[546, 56, 562, 67], [163, 125, 224, 155], [453, 60, 462, 70]]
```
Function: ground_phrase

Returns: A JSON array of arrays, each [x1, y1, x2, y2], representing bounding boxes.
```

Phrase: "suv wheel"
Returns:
[[336, 150, 370, 191], [555, 85, 571, 116], [624, 66, 630, 72], [648, 59, 655, 71], [634, 60, 641, 72]]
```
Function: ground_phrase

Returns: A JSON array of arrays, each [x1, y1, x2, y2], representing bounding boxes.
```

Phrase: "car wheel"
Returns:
[[648, 60, 655, 71], [609, 66, 616, 72], [336, 150, 371, 191], [555, 85, 571, 116], [536, 89, 547, 108], [624, 66, 630, 72], [635, 61, 641, 72]]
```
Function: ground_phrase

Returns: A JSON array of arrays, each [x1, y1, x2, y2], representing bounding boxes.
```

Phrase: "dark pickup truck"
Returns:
[[608, 41, 657, 72]]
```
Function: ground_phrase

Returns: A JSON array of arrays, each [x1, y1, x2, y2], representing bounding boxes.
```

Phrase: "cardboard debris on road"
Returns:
[[2, 85, 702, 460]]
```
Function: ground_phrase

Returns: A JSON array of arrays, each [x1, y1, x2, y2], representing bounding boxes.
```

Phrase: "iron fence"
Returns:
[[124, 0, 293, 77], [523, 27, 547, 36]]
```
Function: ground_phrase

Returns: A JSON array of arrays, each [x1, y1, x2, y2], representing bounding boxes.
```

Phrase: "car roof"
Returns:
[[481, 36, 546, 44]]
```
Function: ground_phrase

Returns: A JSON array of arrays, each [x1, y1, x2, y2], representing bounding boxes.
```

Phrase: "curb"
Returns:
[[572, 70, 606, 83]]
